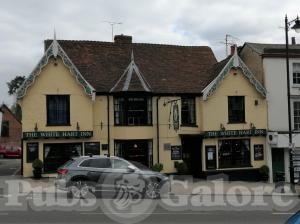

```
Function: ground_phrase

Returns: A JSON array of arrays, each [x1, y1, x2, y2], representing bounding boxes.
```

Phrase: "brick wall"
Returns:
[[0, 105, 22, 147]]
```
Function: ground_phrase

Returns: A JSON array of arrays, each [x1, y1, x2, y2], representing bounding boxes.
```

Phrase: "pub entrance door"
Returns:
[[181, 135, 203, 178]]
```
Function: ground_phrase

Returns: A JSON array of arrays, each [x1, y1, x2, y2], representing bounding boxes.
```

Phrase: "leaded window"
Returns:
[[228, 96, 245, 123], [181, 97, 196, 125], [114, 96, 152, 126], [46, 95, 70, 125]]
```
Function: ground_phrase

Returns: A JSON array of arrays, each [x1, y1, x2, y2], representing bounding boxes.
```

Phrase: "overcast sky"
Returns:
[[0, 0, 299, 106]]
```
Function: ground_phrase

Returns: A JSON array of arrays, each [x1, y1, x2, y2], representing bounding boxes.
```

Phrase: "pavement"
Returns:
[[0, 159, 299, 223]]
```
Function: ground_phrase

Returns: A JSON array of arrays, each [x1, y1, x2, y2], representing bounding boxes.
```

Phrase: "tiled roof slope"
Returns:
[[44, 39, 217, 94], [245, 42, 300, 55]]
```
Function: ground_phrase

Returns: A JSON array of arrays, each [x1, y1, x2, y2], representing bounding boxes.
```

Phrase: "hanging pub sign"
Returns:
[[23, 131, 93, 139], [173, 103, 179, 131], [171, 145, 182, 160], [204, 129, 266, 138]]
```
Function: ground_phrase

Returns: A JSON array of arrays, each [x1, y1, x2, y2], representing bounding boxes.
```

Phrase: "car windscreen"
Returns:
[[129, 161, 151, 171], [59, 159, 75, 169]]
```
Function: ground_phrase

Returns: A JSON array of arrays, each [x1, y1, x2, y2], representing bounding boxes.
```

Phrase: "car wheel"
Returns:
[[69, 180, 90, 199], [145, 180, 161, 199]]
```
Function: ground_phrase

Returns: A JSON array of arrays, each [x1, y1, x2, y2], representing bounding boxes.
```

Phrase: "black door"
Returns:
[[181, 135, 203, 178]]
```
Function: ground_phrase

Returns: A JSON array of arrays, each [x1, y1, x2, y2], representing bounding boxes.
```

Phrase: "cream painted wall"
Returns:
[[202, 69, 267, 131], [19, 58, 94, 132], [201, 68, 268, 171]]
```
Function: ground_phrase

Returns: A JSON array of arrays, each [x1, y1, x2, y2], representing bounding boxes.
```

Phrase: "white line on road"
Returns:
[[12, 168, 21, 176], [80, 212, 213, 215], [272, 212, 295, 215]]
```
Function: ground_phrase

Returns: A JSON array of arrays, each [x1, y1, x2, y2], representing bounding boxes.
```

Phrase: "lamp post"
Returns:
[[284, 15, 300, 188]]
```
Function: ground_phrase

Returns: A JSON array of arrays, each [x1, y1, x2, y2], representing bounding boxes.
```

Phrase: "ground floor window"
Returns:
[[114, 140, 153, 167], [44, 143, 82, 172], [84, 142, 100, 156], [218, 139, 251, 168]]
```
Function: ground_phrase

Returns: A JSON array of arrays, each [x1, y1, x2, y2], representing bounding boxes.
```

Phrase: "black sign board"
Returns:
[[254, 144, 264, 160], [204, 129, 266, 138], [171, 146, 182, 160], [23, 131, 93, 139], [205, 146, 216, 170]]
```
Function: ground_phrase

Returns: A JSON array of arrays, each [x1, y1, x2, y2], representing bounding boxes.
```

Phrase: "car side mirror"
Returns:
[[127, 165, 136, 173]]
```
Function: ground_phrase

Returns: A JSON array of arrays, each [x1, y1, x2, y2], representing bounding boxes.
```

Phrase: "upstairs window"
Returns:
[[181, 97, 196, 125], [114, 96, 152, 126], [46, 95, 70, 126], [293, 63, 300, 85], [294, 101, 300, 131], [228, 96, 245, 123], [1, 120, 9, 137]]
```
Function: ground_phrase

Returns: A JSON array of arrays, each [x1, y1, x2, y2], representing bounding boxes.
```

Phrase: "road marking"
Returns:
[[80, 212, 213, 215], [272, 212, 295, 215], [12, 168, 21, 176]]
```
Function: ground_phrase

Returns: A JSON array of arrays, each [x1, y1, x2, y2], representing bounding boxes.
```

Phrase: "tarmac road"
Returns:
[[0, 159, 21, 176]]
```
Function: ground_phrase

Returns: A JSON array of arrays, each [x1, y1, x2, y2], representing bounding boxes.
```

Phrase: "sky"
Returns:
[[0, 0, 299, 106]]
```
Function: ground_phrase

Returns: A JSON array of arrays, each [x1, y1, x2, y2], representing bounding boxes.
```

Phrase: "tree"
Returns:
[[7, 76, 25, 95]]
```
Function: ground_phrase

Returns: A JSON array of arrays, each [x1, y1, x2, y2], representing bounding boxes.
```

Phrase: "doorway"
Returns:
[[181, 135, 203, 177], [272, 148, 285, 182]]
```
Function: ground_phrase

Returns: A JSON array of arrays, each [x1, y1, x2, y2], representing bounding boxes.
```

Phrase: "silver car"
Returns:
[[55, 155, 170, 199]]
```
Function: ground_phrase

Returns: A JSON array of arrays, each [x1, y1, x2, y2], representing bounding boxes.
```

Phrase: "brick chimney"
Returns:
[[291, 37, 296, 45], [230, 44, 236, 55], [114, 35, 132, 44]]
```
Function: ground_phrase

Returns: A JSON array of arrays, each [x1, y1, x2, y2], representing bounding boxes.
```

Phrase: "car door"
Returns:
[[109, 159, 141, 192], [84, 158, 112, 190]]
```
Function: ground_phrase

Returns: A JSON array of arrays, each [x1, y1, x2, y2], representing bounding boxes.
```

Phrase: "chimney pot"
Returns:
[[291, 37, 296, 45], [114, 34, 132, 44]]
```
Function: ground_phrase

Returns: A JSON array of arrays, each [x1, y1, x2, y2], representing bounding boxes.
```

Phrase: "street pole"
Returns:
[[285, 15, 295, 189]]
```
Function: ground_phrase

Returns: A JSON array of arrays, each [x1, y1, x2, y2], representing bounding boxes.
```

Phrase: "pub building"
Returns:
[[17, 34, 268, 180]]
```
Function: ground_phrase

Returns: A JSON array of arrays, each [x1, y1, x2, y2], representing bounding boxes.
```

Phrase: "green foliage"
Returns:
[[259, 165, 269, 181], [10, 104, 22, 121], [32, 159, 43, 170], [151, 163, 163, 172], [7, 76, 25, 95], [175, 161, 189, 174]]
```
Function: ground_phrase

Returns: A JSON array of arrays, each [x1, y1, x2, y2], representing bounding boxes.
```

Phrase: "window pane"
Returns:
[[27, 142, 39, 163], [181, 97, 196, 125], [89, 158, 111, 168], [113, 159, 130, 169], [228, 96, 245, 123], [47, 95, 70, 125], [1, 120, 9, 137], [294, 101, 300, 130], [219, 139, 251, 168], [84, 142, 100, 156]]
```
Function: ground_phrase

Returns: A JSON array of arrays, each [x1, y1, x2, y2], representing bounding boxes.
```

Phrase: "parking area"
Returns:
[[0, 159, 21, 176]]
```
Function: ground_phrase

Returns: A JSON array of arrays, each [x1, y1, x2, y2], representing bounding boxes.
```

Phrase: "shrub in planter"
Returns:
[[175, 161, 189, 175], [32, 159, 43, 179], [151, 163, 163, 172], [259, 165, 269, 182]]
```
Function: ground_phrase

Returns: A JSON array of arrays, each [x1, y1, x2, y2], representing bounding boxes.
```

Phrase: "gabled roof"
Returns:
[[110, 51, 152, 92], [202, 46, 267, 100], [0, 104, 21, 124], [44, 37, 217, 94], [243, 42, 300, 56], [17, 33, 95, 99]]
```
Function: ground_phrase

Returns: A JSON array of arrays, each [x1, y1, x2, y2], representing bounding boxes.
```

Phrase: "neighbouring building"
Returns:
[[0, 104, 22, 147], [240, 41, 300, 183], [17, 35, 268, 179]]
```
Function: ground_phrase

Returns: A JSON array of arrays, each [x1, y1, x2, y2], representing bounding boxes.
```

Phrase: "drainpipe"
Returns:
[[156, 97, 160, 164], [107, 95, 110, 155]]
